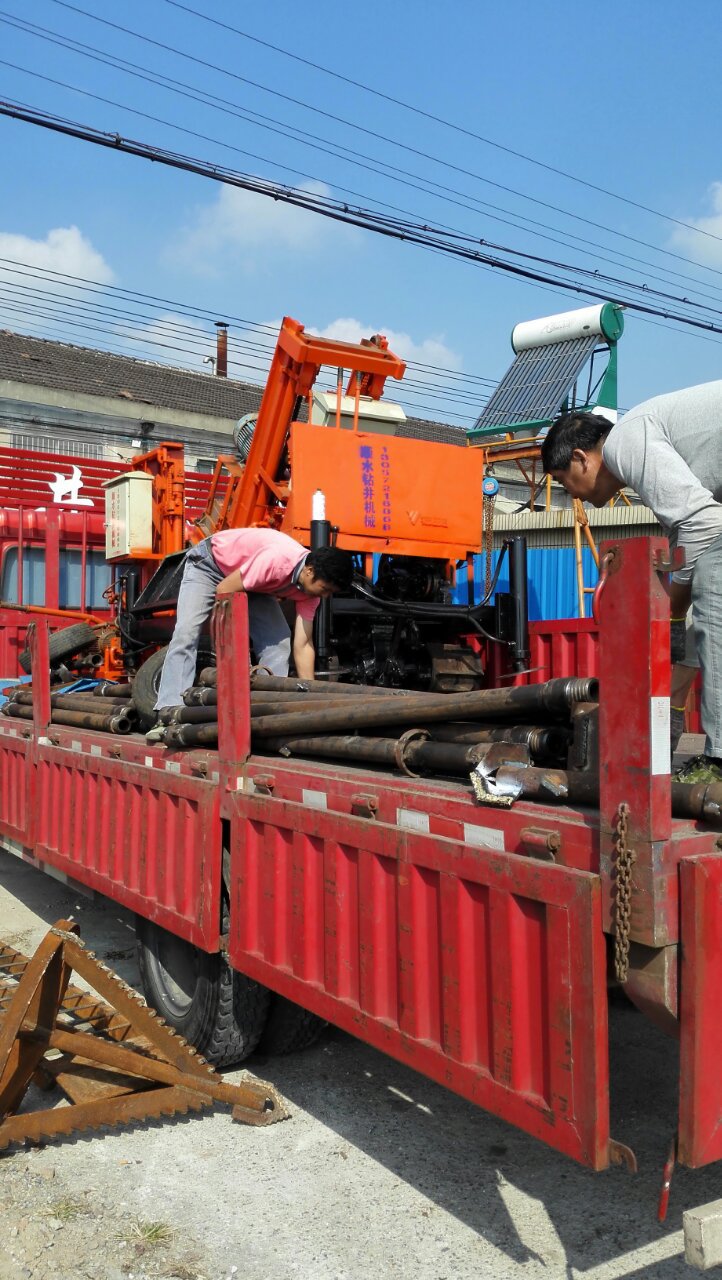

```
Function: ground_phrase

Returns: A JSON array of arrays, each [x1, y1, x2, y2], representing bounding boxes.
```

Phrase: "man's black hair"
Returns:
[[305, 545, 354, 592], [540, 411, 614, 473]]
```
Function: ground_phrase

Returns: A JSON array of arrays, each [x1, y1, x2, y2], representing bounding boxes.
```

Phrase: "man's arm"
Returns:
[[293, 614, 315, 679], [215, 568, 245, 596]]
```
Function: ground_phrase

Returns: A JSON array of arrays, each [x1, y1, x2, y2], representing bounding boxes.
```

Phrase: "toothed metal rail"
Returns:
[[0, 921, 287, 1149]]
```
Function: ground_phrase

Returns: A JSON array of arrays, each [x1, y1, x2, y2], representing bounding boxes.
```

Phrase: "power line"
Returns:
[[10, 5, 722, 284], [4, 99, 722, 339], [0, 257, 495, 390], [158, 0, 722, 247], [0, 275, 485, 418], [7, 54, 722, 315]]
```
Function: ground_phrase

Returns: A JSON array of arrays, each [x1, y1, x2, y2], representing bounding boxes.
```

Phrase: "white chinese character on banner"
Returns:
[[48, 466, 93, 506]]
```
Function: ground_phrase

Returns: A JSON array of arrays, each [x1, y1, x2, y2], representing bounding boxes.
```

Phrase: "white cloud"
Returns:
[[0, 226, 115, 338], [316, 317, 462, 370], [668, 183, 722, 266], [168, 182, 350, 274], [220, 316, 463, 389]]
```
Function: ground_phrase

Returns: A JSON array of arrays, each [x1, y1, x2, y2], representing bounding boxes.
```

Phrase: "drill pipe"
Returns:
[[3, 702, 133, 734], [163, 721, 218, 748], [671, 780, 722, 827], [94, 682, 133, 698], [183, 687, 217, 706], [158, 704, 219, 725], [250, 675, 416, 698], [427, 723, 571, 756], [260, 734, 500, 775], [490, 766, 722, 828], [250, 677, 598, 739], [182, 687, 347, 707], [250, 696, 371, 717], [199, 667, 217, 687], [10, 690, 133, 713]]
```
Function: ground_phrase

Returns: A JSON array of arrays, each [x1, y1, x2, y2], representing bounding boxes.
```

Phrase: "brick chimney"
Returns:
[[214, 321, 228, 377]]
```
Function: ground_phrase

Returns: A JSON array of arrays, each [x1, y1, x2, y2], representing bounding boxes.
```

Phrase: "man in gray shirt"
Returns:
[[541, 381, 722, 784]]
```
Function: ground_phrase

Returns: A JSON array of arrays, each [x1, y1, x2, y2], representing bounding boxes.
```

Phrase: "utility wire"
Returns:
[[5, 54, 722, 312], [7, 5, 722, 282], [159, 0, 722, 246], [0, 257, 495, 390], [3, 100, 722, 337]]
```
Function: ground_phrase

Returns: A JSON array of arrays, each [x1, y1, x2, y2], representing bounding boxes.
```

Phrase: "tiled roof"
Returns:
[[0, 329, 469, 442], [0, 329, 262, 421]]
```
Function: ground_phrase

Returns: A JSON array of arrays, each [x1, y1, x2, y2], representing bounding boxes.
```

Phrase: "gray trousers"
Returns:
[[691, 531, 722, 757], [154, 539, 292, 710]]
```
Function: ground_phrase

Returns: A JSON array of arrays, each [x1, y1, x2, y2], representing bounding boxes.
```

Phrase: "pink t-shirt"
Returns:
[[209, 528, 319, 621]]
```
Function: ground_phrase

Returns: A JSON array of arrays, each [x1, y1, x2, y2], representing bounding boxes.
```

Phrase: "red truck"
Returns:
[[1, 533, 721, 1198]]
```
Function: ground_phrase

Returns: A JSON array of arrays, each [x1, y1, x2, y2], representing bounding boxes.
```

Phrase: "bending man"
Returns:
[[148, 527, 353, 740], [541, 381, 722, 784]]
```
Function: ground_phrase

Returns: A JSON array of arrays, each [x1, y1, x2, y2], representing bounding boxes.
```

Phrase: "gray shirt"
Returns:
[[602, 381, 722, 583]]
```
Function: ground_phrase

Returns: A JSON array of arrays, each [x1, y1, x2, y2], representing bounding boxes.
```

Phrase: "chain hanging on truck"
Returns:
[[0, 921, 287, 1149], [613, 802, 636, 984], [482, 473, 499, 599]]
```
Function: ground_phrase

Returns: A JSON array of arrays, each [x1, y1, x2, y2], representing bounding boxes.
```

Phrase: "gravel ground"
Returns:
[[1, 848, 721, 1280]]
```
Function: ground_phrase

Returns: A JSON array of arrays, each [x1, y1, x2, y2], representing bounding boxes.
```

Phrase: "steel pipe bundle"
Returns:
[[2, 682, 137, 735], [249, 677, 598, 739], [11, 690, 132, 713], [3, 702, 134, 734]]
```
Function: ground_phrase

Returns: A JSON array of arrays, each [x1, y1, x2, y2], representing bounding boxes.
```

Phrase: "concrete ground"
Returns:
[[1, 847, 721, 1280]]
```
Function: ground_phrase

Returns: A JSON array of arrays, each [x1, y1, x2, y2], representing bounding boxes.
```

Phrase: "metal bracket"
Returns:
[[350, 793, 378, 818], [609, 1138, 638, 1173], [252, 774, 276, 795], [653, 546, 685, 575], [519, 827, 561, 862]]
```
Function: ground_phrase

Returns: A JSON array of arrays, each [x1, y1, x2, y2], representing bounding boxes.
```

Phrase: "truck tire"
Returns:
[[131, 647, 168, 729], [257, 994, 326, 1055], [131, 646, 214, 730], [135, 916, 270, 1066], [19, 621, 97, 674]]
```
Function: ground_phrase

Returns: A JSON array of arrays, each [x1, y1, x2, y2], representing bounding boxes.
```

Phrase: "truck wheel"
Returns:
[[131, 647, 168, 730], [19, 622, 97, 674], [257, 994, 326, 1055], [131, 646, 214, 730], [135, 916, 270, 1067]]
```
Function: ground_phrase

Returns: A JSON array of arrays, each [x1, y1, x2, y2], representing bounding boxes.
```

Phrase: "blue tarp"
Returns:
[[452, 548, 598, 621]]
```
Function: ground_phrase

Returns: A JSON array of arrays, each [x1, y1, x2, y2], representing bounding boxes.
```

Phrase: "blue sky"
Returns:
[[2, 0, 722, 425]]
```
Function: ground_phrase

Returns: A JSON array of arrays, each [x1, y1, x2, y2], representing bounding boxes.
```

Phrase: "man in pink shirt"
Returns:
[[148, 528, 353, 739]]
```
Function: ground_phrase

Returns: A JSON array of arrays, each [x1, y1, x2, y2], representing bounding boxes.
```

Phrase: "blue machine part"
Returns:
[[56, 678, 104, 694], [482, 476, 500, 497]]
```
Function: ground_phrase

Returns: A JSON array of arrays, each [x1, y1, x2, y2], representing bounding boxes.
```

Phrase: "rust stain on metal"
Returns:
[[0, 921, 288, 1148]]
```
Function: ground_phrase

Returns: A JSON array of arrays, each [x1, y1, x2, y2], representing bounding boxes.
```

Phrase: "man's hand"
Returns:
[[215, 569, 245, 597]]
